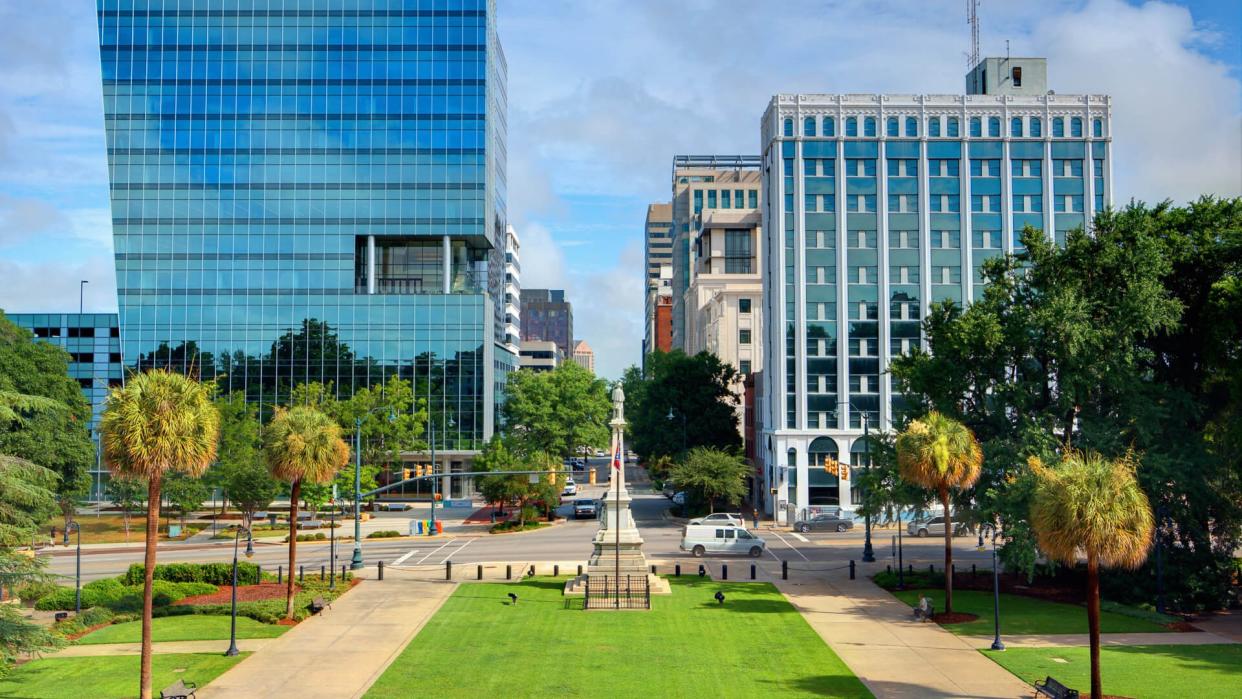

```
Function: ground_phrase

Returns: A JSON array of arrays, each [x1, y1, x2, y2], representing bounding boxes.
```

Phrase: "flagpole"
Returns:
[[614, 436, 620, 609]]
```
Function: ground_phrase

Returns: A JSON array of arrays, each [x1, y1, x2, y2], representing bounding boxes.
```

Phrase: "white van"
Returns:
[[680, 524, 766, 558]]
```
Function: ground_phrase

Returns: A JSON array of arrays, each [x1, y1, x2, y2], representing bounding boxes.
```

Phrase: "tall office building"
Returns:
[[520, 289, 573, 359], [571, 339, 595, 373], [642, 203, 672, 357], [758, 58, 1111, 522], [95, 1, 509, 466], [6, 312, 122, 497], [502, 225, 522, 356], [669, 156, 762, 351]]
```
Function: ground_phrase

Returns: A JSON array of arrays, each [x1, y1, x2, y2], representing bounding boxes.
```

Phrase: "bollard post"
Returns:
[[951, 563, 956, 579], [908, 563, 913, 574], [722, 564, 728, 580], [750, 564, 756, 580], [257, 565, 262, 581], [850, 560, 856, 580], [675, 564, 681, 577], [529, 564, 535, 577], [886, 564, 892, 574], [972, 564, 977, 577], [342, 564, 347, 581], [929, 564, 934, 575], [506, 565, 512, 580], [477, 565, 483, 580], [278, 566, 283, 584], [299, 565, 304, 582], [554, 564, 559, 577], [892, 535, 896, 556], [446, 561, 452, 581], [650, 565, 656, 575], [320, 565, 325, 580], [577, 564, 583, 576], [378, 560, 384, 581], [782, 560, 788, 580]]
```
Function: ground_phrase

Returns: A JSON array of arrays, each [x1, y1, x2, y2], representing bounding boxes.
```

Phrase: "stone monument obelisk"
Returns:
[[565, 385, 669, 597]]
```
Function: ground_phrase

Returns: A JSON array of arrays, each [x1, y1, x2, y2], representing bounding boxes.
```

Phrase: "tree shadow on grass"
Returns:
[[1105, 643, 1242, 676], [758, 673, 874, 698], [695, 598, 801, 614]]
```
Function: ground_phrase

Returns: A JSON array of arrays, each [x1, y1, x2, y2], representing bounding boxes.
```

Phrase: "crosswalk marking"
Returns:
[[790, 532, 809, 543]]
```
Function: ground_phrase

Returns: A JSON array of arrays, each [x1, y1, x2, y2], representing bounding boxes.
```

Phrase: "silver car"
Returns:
[[907, 516, 970, 537], [689, 513, 745, 528]]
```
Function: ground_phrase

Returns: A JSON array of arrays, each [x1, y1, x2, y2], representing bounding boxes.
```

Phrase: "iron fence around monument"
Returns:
[[583, 574, 650, 610]]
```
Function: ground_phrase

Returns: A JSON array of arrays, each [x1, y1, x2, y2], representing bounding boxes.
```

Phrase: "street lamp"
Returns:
[[329, 487, 337, 591], [860, 411, 875, 563], [79, 280, 88, 315], [989, 527, 1005, 652], [666, 408, 687, 453], [63, 522, 82, 614], [226, 526, 254, 657], [428, 415, 455, 530], [352, 408, 395, 571]]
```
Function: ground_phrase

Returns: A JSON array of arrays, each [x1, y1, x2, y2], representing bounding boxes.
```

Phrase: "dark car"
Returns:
[[795, 511, 855, 533], [573, 499, 598, 519]]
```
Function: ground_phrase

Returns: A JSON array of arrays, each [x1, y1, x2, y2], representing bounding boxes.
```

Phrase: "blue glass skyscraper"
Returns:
[[96, 0, 508, 451]]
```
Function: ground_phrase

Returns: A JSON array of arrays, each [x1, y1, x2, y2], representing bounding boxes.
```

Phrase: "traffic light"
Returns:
[[839, 464, 850, 480], [414, 464, 423, 478], [823, 456, 838, 474], [402, 467, 412, 480]]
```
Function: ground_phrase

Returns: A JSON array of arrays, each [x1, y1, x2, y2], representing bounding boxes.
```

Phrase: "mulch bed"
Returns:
[[63, 621, 112, 641], [931, 611, 979, 624], [1165, 621, 1202, 632], [174, 583, 297, 606]]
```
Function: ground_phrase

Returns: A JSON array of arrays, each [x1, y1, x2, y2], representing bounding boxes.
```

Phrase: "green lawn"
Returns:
[[365, 577, 869, 698], [0, 653, 245, 699], [78, 615, 289, 645], [984, 644, 1242, 699], [891, 588, 1170, 636]]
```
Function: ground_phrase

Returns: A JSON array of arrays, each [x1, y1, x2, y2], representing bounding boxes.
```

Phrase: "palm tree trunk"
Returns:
[[286, 479, 301, 620], [1087, 553, 1102, 699], [941, 486, 953, 615], [139, 473, 162, 699]]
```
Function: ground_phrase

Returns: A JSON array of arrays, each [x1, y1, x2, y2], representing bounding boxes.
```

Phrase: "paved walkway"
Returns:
[[775, 565, 1035, 698], [962, 630, 1238, 649], [199, 570, 455, 699], [54, 639, 276, 657]]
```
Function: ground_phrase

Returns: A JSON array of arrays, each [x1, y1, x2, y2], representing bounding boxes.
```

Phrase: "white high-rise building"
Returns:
[[503, 225, 521, 356]]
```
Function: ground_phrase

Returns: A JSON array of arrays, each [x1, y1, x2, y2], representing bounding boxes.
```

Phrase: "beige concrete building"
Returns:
[[519, 339, 561, 372], [572, 339, 595, 373]]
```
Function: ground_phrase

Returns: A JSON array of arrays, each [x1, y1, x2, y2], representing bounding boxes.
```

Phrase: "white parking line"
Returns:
[[391, 548, 421, 566], [770, 531, 810, 561], [790, 532, 809, 543], [412, 541, 451, 565], [439, 538, 472, 564]]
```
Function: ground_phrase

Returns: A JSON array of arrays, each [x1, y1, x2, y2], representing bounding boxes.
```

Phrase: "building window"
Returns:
[[748, 190, 758, 208], [739, 298, 752, 314], [739, 329, 751, 345], [707, 190, 717, 208], [929, 117, 941, 138], [948, 117, 960, 137], [1093, 118, 1103, 138], [1053, 117, 1064, 137], [1011, 117, 1023, 137], [864, 117, 877, 137], [887, 117, 899, 137], [694, 190, 703, 213], [846, 117, 857, 137], [1012, 66, 1022, 87], [721, 190, 732, 209], [988, 117, 1000, 137], [724, 230, 753, 273], [739, 360, 751, 375], [973, 230, 1001, 249], [1071, 117, 1083, 137], [783, 118, 794, 137], [823, 116, 835, 137], [969, 117, 981, 138], [906, 117, 918, 137], [935, 230, 961, 249], [1030, 117, 1042, 137], [804, 116, 816, 137]]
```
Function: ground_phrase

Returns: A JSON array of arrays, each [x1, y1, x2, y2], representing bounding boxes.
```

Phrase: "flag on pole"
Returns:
[[613, 446, 622, 471]]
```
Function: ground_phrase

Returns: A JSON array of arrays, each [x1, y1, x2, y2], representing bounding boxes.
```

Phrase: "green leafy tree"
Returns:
[[163, 471, 209, 530], [100, 369, 219, 699], [669, 447, 748, 513], [1030, 451, 1154, 699], [263, 406, 350, 620], [850, 431, 932, 525], [224, 463, 279, 528], [332, 376, 427, 507], [502, 362, 610, 458], [622, 351, 742, 461], [105, 475, 147, 544], [209, 392, 262, 515], [895, 412, 982, 614], [0, 455, 62, 672]]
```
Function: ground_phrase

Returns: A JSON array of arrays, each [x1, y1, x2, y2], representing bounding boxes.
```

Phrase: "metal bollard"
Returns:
[[342, 564, 347, 581], [554, 564, 559, 576], [849, 560, 856, 580], [722, 564, 728, 580], [650, 565, 656, 575], [675, 564, 681, 577], [477, 565, 483, 580], [320, 565, 325, 580], [782, 560, 788, 580], [378, 561, 384, 581], [529, 564, 535, 576], [750, 564, 756, 580], [887, 564, 892, 574], [972, 564, 977, 577], [299, 565, 304, 582], [577, 564, 583, 576], [892, 535, 896, 556], [257, 565, 262, 581], [506, 565, 512, 580], [908, 563, 913, 574], [929, 563, 934, 575], [446, 561, 452, 581], [278, 566, 283, 584]]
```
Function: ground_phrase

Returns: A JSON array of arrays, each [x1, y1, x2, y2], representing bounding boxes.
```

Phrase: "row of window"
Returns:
[[784, 114, 1105, 140], [692, 188, 760, 213], [799, 192, 1086, 214], [792, 156, 1100, 179]]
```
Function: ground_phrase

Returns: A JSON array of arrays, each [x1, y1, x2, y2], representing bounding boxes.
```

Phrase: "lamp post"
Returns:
[[79, 280, 88, 315], [990, 528, 1005, 651], [329, 487, 337, 591], [352, 408, 395, 571], [861, 412, 875, 563], [895, 505, 905, 590], [226, 527, 254, 657], [666, 408, 687, 454], [63, 522, 82, 614]]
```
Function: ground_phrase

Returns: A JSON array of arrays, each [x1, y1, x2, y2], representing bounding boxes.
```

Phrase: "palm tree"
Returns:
[[1030, 451, 1153, 699], [100, 370, 218, 699], [263, 406, 350, 620], [895, 411, 982, 614]]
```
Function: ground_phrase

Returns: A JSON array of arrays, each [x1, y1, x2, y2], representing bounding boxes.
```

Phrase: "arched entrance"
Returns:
[[807, 437, 841, 508]]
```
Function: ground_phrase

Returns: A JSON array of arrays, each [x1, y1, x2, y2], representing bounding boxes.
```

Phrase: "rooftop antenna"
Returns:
[[967, 0, 980, 69]]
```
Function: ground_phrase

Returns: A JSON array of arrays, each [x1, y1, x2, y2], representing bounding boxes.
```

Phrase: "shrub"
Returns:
[[367, 530, 402, 539], [284, 532, 327, 542], [121, 562, 260, 586], [51, 607, 116, 638], [871, 569, 945, 590], [16, 580, 61, 605], [35, 580, 218, 612]]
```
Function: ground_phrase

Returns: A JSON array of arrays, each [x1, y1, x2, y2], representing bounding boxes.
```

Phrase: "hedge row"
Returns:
[[35, 578, 217, 612], [121, 562, 261, 586]]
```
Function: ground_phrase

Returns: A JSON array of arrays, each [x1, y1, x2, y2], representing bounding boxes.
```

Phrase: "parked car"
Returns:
[[680, 524, 766, 557], [795, 511, 854, 533], [690, 513, 745, 528], [562, 479, 578, 496], [671, 491, 686, 506], [594, 448, 606, 457], [572, 499, 598, 519], [907, 516, 970, 537], [662, 483, 677, 499]]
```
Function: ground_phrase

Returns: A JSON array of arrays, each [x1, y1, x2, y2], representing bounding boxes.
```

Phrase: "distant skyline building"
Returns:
[[519, 339, 561, 372], [503, 225, 522, 356], [520, 289, 574, 359], [757, 57, 1111, 522], [571, 339, 595, 373], [94, 0, 510, 482], [642, 202, 673, 357], [6, 312, 121, 497]]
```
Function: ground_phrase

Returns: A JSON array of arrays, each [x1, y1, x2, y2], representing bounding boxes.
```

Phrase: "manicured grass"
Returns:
[[78, 614, 289, 645], [40, 516, 200, 544], [0, 653, 245, 699], [365, 577, 869, 698], [984, 644, 1242, 699], [891, 588, 1170, 636]]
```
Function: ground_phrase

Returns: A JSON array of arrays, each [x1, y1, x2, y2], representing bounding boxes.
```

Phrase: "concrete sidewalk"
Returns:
[[963, 631, 1238, 649], [54, 639, 275, 657], [776, 566, 1034, 698], [199, 570, 455, 699]]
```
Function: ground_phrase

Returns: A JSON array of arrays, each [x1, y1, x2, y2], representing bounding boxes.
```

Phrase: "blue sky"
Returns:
[[1, 0, 1239, 379]]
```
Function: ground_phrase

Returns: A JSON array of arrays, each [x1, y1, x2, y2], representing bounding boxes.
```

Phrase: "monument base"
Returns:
[[563, 573, 671, 597]]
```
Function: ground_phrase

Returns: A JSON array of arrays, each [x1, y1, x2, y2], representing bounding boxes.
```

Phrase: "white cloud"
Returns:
[[0, 254, 117, 314]]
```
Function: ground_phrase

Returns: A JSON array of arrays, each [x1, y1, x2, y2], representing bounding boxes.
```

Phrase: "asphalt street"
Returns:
[[45, 458, 997, 582]]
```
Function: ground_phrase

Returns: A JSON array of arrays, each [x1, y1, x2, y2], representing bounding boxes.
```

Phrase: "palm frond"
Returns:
[[895, 411, 983, 492], [99, 369, 220, 481], [263, 406, 351, 485]]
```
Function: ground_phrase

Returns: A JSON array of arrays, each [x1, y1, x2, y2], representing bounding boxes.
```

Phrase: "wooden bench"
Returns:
[[309, 596, 330, 615], [1033, 676, 1079, 699], [159, 679, 197, 699]]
